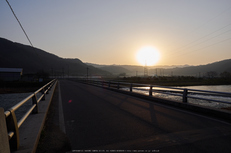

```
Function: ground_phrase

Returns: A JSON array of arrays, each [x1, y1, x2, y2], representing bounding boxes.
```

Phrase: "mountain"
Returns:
[[99, 65, 131, 75], [2, 37, 229, 77], [85, 63, 131, 75], [0, 38, 110, 76], [87, 59, 231, 77], [150, 59, 231, 76], [85, 63, 191, 76]]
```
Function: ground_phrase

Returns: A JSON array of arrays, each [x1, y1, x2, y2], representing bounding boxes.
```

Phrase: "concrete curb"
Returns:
[[13, 81, 57, 153]]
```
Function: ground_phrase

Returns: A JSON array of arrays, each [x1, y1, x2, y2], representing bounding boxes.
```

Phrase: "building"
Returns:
[[0, 68, 23, 81]]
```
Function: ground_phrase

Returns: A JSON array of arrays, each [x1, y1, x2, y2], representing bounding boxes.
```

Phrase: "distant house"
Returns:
[[0, 68, 23, 81]]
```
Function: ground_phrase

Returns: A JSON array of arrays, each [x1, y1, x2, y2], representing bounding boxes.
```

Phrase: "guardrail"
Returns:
[[2, 79, 56, 151], [79, 79, 231, 108]]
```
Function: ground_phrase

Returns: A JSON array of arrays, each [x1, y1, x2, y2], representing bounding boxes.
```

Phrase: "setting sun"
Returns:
[[136, 46, 160, 66]]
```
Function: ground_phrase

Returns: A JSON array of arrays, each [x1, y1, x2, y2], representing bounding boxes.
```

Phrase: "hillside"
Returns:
[[155, 59, 231, 76], [86, 63, 191, 76], [0, 38, 110, 76], [99, 66, 131, 75], [87, 60, 231, 77], [1, 37, 230, 77]]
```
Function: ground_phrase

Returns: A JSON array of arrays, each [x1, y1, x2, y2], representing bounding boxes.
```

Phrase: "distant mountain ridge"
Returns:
[[99, 65, 131, 75], [1, 37, 230, 77], [85, 63, 191, 76], [87, 59, 231, 77], [159, 59, 231, 76], [0, 38, 110, 76]]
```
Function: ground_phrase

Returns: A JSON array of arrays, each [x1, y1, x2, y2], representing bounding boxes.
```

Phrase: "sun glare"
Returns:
[[136, 46, 160, 66]]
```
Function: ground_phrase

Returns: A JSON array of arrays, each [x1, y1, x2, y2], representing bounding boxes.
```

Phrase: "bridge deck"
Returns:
[[59, 80, 231, 152]]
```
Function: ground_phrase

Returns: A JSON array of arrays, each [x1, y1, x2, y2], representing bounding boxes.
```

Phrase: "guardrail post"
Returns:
[[32, 93, 38, 114], [46, 85, 50, 94], [0, 108, 10, 153], [183, 89, 188, 103], [117, 83, 120, 89], [6, 109, 19, 151], [108, 81, 111, 88], [130, 83, 133, 92], [149, 86, 153, 96], [42, 88, 45, 100]]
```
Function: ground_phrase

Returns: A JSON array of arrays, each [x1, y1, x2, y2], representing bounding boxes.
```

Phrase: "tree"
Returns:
[[206, 71, 217, 78], [119, 73, 126, 77], [36, 70, 49, 79], [220, 71, 231, 78]]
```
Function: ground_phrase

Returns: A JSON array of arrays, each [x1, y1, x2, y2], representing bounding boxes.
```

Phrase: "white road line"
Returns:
[[58, 81, 66, 134]]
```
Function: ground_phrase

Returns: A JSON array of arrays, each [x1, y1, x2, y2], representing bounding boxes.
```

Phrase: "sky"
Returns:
[[1, 0, 231, 66]]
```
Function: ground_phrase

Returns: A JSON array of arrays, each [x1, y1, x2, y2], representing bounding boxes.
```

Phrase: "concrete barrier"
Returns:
[[75, 79, 231, 124], [10, 81, 57, 153], [0, 108, 11, 153], [0, 81, 57, 153], [104, 86, 231, 124]]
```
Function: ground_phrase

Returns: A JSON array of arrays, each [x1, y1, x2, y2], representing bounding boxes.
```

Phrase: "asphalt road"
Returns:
[[59, 80, 231, 152]]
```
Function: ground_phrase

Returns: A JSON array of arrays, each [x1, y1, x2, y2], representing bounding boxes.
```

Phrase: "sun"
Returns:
[[136, 46, 160, 66]]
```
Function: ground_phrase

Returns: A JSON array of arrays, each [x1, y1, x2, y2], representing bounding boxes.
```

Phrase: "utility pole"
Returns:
[[51, 68, 53, 78], [144, 61, 148, 77], [87, 67, 89, 80], [68, 65, 69, 78], [62, 68, 64, 78]]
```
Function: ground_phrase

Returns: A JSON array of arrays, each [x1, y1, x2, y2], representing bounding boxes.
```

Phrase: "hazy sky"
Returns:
[[1, 0, 231, 66]]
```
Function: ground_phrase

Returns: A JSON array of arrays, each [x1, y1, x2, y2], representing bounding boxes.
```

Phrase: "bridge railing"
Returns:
[[79, 79, 231, 107], [2, 79, 56, 151]]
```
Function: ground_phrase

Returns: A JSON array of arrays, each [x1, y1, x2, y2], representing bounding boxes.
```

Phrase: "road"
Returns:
[[59, 80, 231, 152]]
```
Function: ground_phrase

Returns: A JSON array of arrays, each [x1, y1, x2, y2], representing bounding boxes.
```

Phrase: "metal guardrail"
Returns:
[[78, 79, 231, 106], [3, 79, 56, 151]]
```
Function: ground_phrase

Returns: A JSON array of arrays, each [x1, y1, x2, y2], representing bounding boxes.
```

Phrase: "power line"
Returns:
[[166, 22, 231, 57], [174, 37, 231, 58], [186, 28, 231, 49], [5, 0, 34, 47], [186, 5, 231, 34], [165, 5, 231, 58], [166, 27, 231, 59]]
